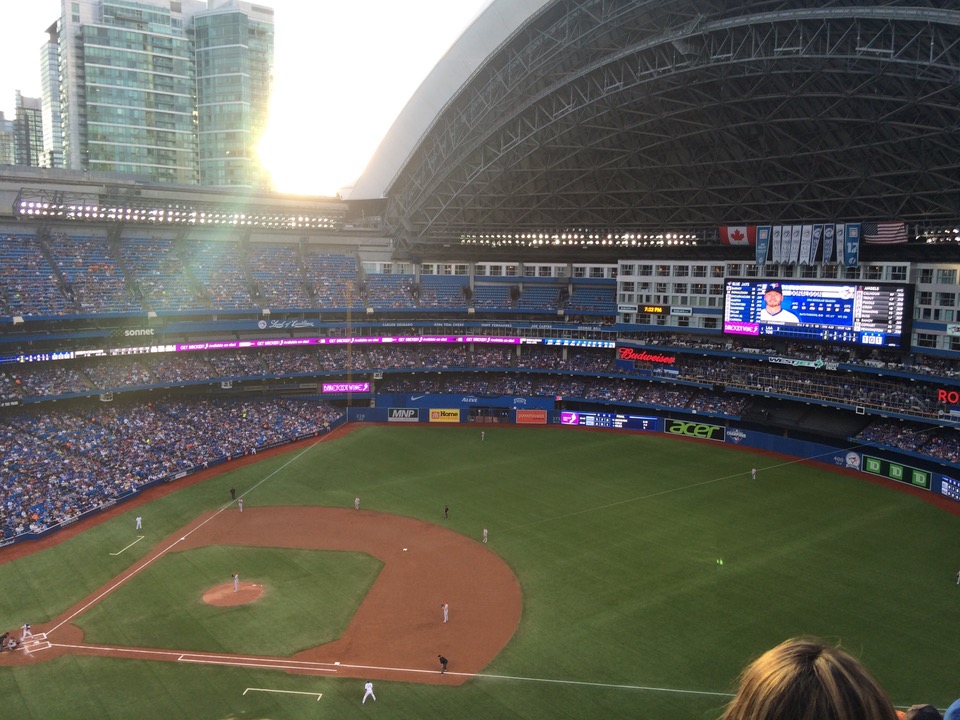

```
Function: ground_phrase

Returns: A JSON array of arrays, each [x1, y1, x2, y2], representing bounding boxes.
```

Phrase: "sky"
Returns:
[[0, 0, 493, 196]]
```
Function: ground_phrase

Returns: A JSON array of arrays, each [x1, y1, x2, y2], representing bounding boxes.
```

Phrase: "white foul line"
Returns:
[[244, 688, 323, 701], [48, 437, 330, 636], [49, 642, 729, 698], [334, 661, 735, 697], [109, 536, 145, 556]]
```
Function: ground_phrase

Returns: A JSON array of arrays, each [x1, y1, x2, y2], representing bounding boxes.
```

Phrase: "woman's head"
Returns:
[[721, 637, 898, 720]]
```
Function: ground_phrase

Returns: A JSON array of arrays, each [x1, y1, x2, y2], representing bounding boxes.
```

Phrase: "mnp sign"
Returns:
[[388, 408, 420, 422], [430, 409, 461, 423]]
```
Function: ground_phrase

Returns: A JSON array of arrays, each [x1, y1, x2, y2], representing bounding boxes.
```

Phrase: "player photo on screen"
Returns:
[[722, 279, 910, 348], [758, 282, 799, 324]]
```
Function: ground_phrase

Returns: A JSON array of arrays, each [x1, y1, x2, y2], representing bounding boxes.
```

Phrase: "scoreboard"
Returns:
[[559, 412, 659, 431]]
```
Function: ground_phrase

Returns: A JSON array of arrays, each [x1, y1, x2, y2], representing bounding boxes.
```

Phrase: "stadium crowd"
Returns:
[[0, 397, 341, 539], [0, 234, 957, 546], [1, 343, 955, 426]]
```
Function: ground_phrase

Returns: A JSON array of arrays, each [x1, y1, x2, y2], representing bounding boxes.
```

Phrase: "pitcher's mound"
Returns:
[[202, 581, 264, 606]]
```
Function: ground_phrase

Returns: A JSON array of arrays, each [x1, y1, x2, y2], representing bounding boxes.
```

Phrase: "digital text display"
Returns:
[[559, 411, 659, 431], [723, 279, 911, 348]]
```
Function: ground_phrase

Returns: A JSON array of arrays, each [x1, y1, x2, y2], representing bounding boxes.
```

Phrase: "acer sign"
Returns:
[[617, 347, 677, 365], [664, 420, 726, 441]]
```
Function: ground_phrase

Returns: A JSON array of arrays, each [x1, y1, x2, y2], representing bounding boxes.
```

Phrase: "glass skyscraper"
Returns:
[[13, 92, 44, 167], [49, 0, 273, 187], [194, 2, 274, 187], [41, 25, 64, 168]]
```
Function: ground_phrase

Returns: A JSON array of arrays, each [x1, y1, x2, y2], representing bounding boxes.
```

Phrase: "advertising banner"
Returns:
[[663, 419, 726, 441], [388, 408, 420, 422], [516, 409, 547, 424], [429, 409, 461, 423]]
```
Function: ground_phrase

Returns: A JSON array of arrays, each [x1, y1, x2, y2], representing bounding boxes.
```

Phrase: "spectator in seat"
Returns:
[[720, 637, 898, 720]]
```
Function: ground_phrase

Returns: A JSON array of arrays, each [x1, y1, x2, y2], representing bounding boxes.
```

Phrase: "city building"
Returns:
[[194, 1, 274, 187], [0, 112, 14, 165], [47, 0, 273, 186], [13, 92, 43, 168], [40, 25, 64, 168]]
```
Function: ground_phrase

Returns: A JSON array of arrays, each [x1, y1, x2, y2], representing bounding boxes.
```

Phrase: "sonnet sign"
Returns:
[[617, 347, 676, 365]]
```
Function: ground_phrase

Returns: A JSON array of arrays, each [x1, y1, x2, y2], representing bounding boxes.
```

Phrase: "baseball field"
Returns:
[[0, 423, 957, 719]]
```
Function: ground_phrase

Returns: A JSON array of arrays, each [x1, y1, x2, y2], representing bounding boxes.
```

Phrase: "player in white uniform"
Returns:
[[441, 602, 449, 623], [354, 496, 360, 510], [759, 282, 799, 323], [362, 681, 376, 703]]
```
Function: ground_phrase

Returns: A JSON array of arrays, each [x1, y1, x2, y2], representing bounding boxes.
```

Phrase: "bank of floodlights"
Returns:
[[14, 188, 344, 232], [459, 230, 699, 248], [919, 228, 960, 244]]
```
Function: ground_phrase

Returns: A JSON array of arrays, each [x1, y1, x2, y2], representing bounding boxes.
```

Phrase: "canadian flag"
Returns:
[[719, 226, 757, 246]]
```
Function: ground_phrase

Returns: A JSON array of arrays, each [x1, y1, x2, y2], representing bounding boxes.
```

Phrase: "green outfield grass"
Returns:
[[0, 424, 958, 719]]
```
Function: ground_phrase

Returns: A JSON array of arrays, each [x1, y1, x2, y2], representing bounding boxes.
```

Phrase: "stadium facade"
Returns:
[[0, 0, 959, 540]]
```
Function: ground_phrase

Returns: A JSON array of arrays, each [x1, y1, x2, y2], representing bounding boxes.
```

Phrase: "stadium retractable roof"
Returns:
[[352, 0, 960, 259]]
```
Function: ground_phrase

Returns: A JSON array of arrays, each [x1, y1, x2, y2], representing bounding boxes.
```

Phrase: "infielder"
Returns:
[[362, 681, 376, 704], [233, 572, 239, 593], [441, 602, 449, 623], [355, 496, 360, 510]]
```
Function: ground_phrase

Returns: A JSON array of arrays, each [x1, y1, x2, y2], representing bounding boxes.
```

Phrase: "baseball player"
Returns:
[[438, 655, 448, 674], [238, 497, 244, 513], [362, 681, 376, 704], [751, 468, 757, 480], [441, 602, 449, 623], [233, 572, 239, 592], [482, 528, 488, 543], [21, 623, 33, 640], [355, 496, 360, 510], [135, 514, 142, 530]]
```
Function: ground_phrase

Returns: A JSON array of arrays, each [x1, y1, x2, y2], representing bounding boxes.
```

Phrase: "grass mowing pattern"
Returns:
[[0, 424, 958, 719], [74, 546, 381, 655]]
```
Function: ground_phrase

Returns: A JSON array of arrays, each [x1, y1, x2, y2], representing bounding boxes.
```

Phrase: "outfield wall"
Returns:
[[4, 400, 955, 551], [353, 400, 960, 502]]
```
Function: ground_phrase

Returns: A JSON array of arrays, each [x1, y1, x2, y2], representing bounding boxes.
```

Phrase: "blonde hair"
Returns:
[[721, 638, 898, 720]]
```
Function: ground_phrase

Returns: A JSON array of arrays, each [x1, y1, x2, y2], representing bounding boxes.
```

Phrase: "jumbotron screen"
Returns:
[[559, 412, 659, 431], [722, 279, 912, 348]]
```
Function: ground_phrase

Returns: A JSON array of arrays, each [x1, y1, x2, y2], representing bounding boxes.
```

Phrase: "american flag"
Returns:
[[862, 221, 908, 244]]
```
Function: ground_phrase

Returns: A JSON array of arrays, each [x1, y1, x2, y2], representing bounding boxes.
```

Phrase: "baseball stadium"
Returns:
[[1, 1, 959, 719]]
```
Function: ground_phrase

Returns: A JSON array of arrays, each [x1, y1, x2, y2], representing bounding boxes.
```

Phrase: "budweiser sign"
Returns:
[[617, 347, 676, 364]]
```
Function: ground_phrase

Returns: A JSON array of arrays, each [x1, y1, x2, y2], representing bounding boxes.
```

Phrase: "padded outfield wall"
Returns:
[[348, 400, 960, 502]]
